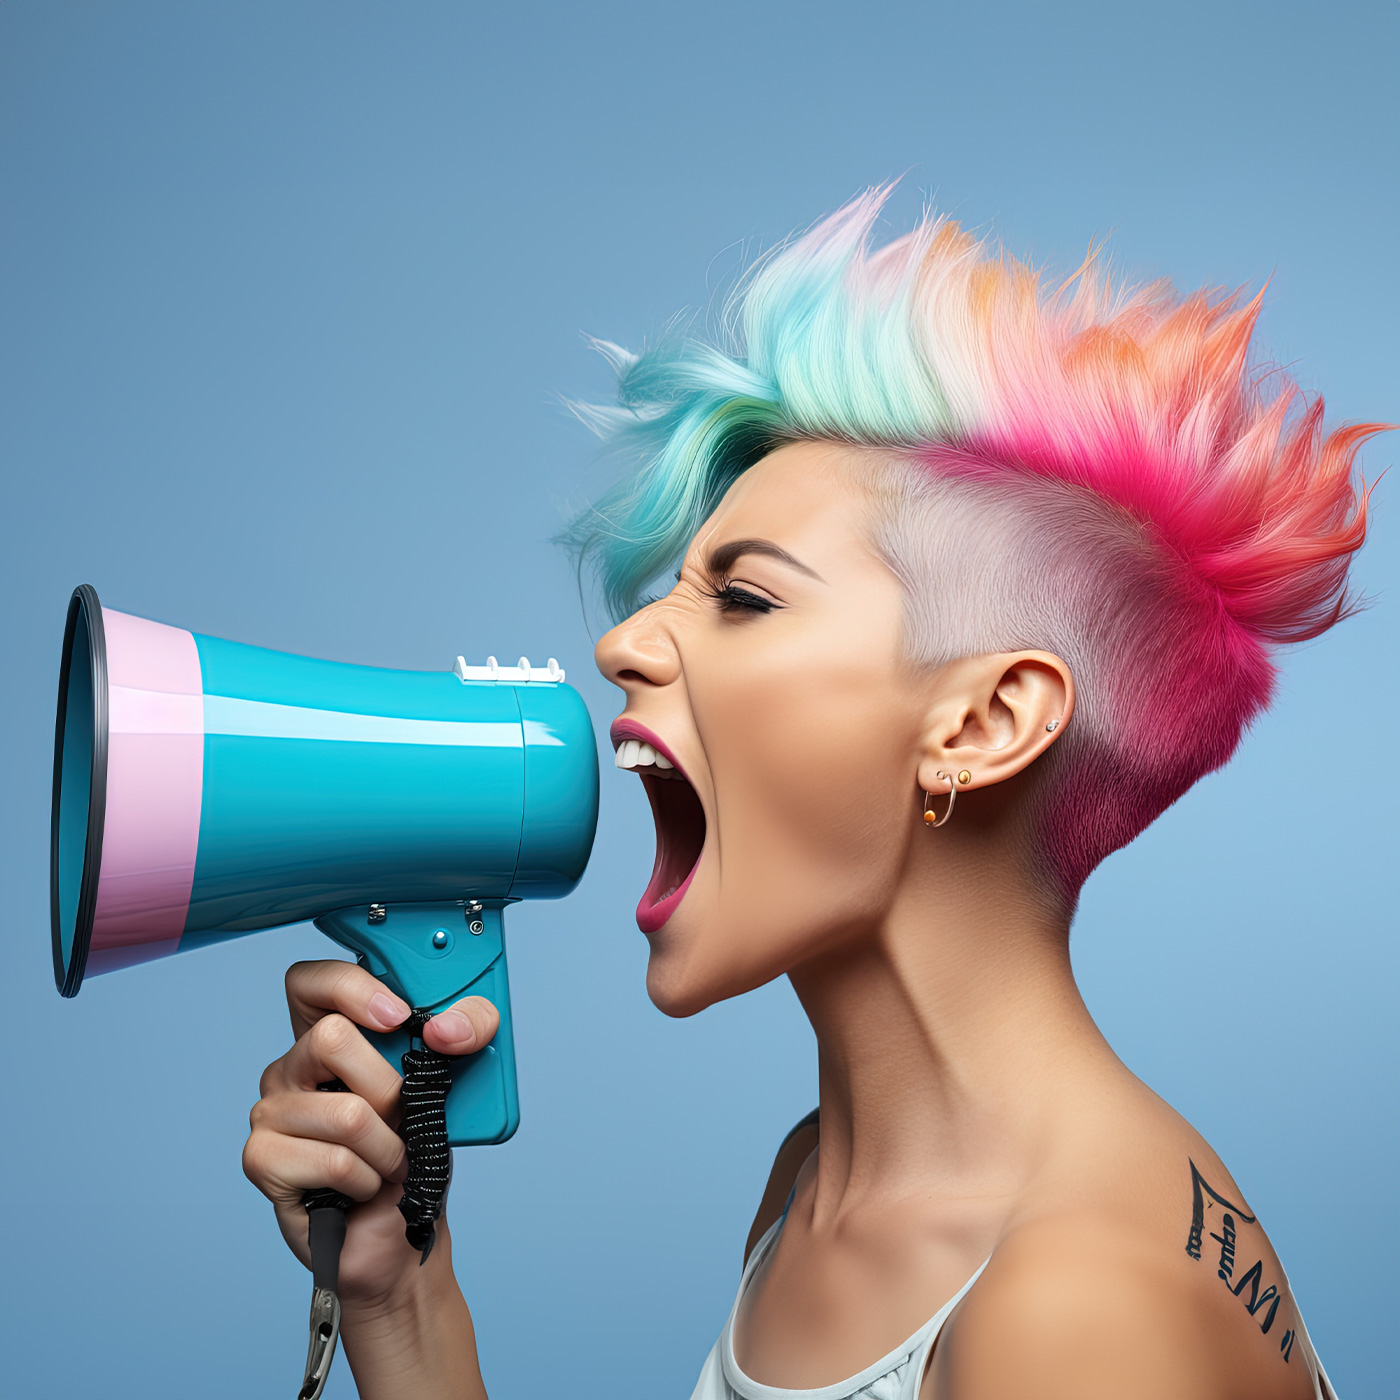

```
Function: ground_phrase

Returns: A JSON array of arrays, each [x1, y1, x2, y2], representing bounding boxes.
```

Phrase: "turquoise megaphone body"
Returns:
[[52, 585, 600, 1145]]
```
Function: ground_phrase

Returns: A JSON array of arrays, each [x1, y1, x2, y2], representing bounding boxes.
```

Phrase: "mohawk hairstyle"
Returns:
[[563, 187, 1385, 904]]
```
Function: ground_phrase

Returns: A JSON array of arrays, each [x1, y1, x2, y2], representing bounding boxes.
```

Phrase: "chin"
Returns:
[[642, 911, 720, 1017], [645, 963, 712, 1020], [643, 910, 789, 1019]]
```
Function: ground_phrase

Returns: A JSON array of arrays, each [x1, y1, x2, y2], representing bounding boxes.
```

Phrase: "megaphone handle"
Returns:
[[303, 1078, 356, 1225], [297, 1080, 353, 1400]]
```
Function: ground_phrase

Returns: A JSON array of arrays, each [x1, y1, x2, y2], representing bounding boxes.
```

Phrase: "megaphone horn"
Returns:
[[50, 584, 600, 1144]]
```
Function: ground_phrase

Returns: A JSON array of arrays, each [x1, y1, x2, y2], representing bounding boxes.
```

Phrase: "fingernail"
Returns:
[[433, 1010, 476, 1049], [369, 992, 409, 1028]]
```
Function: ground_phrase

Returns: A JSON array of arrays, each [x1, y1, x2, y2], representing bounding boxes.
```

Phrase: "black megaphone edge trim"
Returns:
[[51, 584, 109, 998]]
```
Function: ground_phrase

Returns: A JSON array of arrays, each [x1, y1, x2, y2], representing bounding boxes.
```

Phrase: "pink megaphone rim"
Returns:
[[87, 606, 204, 976]]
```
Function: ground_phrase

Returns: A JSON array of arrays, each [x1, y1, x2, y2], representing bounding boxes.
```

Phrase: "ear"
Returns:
[[915, 651, 1075, 795]]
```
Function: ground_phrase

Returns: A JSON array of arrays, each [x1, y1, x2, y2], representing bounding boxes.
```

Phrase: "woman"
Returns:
[[243, 190, 1380, 1398]]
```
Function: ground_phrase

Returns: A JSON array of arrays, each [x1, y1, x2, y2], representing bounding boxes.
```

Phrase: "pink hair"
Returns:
[[892, 229, 1387, 897]]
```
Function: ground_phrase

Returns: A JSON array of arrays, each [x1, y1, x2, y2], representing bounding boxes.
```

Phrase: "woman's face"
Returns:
[[595, 442, 936, 1016]]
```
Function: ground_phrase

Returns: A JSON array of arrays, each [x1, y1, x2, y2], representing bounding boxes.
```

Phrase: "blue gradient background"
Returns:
[[1, 4, 1395, 1397]]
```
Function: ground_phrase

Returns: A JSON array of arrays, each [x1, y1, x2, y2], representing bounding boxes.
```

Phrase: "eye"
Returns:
[[706, 581, 780, 616]]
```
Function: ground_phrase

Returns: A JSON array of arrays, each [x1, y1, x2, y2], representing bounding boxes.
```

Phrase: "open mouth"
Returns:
[[611, 722, 706, 934]]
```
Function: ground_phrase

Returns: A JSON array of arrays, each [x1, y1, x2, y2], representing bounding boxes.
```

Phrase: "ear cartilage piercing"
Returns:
[[922, 771, 958, 829], [1046, 719, 1060, 732]]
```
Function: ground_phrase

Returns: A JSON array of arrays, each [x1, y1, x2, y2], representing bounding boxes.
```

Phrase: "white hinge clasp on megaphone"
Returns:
[[453, 655, 565, 684]]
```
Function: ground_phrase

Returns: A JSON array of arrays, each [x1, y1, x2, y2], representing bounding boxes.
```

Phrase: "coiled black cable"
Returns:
[[395, 1010, 456, 1262]]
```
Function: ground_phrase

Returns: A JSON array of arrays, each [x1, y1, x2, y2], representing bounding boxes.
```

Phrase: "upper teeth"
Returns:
[[614, 739, 674, 771]]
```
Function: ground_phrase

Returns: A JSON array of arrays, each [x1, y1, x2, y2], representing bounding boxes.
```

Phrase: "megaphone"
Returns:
[[51, 584, 600, 1146]]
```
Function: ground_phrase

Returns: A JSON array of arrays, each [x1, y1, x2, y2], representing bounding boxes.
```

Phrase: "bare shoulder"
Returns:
[[929, 1142, 1318, 1400]]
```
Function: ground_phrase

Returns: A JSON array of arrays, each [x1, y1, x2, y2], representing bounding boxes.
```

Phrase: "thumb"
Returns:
[[423, 995, 500, 1055]]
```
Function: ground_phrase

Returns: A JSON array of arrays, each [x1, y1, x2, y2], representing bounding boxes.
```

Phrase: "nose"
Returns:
[[595, 602, 682, 692]]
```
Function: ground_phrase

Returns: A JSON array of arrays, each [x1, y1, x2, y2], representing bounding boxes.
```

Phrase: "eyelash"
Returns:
[[636, 574, 780, 616], [704, 581, 778, 616]]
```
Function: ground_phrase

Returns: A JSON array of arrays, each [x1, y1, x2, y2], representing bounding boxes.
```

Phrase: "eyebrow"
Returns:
[[704, 537, 825, 582]]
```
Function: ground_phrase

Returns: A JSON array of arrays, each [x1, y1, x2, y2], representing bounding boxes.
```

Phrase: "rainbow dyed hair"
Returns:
[[564, 188, 1385, 904]]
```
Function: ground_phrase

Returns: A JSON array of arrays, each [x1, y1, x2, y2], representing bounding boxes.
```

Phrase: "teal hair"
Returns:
[[560, 191, 960, 619], [563, 339, 785, 619]]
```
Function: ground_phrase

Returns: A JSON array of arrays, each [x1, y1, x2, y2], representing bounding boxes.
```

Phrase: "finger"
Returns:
[[242, 1127, 385, 1206], [268, 1013, 404, 1118], [285, 959, 410, 1040], [422, 995, 501, 1055], [251, 1091, 408, 1184]]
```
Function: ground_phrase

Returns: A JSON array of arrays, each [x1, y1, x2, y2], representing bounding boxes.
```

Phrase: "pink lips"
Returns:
[[636, 866, 699, 934], [609, 718, 685, 771], [609, 718, 703, 933]]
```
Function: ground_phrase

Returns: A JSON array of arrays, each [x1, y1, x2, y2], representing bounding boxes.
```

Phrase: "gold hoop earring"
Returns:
[[922, 771, 958, 829]]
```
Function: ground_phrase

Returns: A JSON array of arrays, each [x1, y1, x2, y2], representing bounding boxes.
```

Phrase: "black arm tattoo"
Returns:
[[1183, 1160, 1297, 1364]]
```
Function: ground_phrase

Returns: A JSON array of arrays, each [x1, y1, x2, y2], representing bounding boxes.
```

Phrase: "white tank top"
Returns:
[[689, 1213, 1339, 1400]]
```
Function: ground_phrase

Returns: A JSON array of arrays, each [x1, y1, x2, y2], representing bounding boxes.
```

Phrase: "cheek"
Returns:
[[703, 663, 917, 936]]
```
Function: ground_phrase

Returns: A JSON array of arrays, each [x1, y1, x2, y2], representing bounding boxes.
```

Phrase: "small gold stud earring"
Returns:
[[957, 769, 971, 786]]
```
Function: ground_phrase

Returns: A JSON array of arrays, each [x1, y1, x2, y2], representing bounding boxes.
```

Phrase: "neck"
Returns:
[[788, 852, 1125, 1223]]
